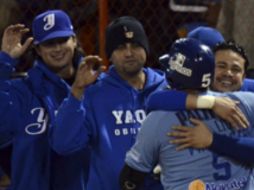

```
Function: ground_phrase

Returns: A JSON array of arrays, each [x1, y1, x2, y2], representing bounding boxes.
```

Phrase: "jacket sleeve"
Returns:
[[241, 78, 254, 92], [209, 133, 254, 164], [50, 93, 91, 155], [146, 90, 187, 113], [0, 52, 22, 145], [0, 51, 18, 80], [0, 80, 24, 146]]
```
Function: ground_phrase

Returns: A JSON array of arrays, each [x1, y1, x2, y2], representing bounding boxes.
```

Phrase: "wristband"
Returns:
[[196, 95, 216, 109]]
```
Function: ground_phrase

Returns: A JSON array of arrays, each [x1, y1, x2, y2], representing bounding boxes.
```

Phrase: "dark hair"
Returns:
[[246, 68, 254, 79], [214, 40, 249, 72]]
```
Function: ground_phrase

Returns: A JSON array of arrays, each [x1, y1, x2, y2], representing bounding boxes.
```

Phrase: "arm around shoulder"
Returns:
[[146, 90, 187, 112], [209, 133, 254, 164]]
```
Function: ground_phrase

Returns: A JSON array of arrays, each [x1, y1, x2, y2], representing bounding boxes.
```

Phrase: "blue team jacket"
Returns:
[[241, 78, 254, 92], [51, 65, 168, 190], [0, 52, 90, 190], [0, 52, 15, 149]]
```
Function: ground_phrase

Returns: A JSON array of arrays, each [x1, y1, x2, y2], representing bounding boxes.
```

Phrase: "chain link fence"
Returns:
[[0, 0, 241, 70]]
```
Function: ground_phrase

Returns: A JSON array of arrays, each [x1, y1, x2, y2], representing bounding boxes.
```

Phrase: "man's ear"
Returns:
[[72, 36, 77, 47]]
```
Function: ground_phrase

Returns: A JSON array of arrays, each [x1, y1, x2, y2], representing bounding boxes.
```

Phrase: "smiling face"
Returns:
[[35, 36, 77, 72], [110, 42, 146, 77], [212, 49, 245, 92]]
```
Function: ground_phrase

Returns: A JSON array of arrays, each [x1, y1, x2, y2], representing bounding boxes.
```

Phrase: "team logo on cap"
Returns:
[[123, 26, 134, 39], [169, 53, 192, 77], [43, 14, 55, 31]]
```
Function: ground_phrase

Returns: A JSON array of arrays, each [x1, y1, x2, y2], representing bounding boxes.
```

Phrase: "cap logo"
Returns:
[[169, 53, 192, 77], [43, 13, 55, 31], [123, 26, 134, 39]]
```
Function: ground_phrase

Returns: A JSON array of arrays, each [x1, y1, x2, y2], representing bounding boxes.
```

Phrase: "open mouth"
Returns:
[[216, 77, 234, 88]]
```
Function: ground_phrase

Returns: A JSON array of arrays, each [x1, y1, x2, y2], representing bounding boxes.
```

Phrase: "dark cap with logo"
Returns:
[[105, 16, 149, 58]]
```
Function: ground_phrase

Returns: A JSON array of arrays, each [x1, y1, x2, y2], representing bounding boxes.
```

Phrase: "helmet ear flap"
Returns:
[[159, 54, 174, 87], [159, 54, 170, 75]]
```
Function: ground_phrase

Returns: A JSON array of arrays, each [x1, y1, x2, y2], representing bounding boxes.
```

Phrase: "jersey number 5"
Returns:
[[212, 154, 231, 180]]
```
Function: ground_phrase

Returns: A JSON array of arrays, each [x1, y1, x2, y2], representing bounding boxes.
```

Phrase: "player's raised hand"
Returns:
[[71, 55, 106, 99], [168, 118, 213, 150], [213, 97, 249, 129], [1, 24, 33, 59]]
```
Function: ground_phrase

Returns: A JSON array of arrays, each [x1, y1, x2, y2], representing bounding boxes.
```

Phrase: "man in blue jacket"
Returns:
[[0, 10, 103, 190], [50, 16, 168, 190]]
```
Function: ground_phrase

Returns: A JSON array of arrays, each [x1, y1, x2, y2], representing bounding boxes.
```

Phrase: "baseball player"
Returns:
[[150, 30, 254, 122], [120, 38, 254, 190], [166, 39, 254, 165], [148, 40, 254, 165]]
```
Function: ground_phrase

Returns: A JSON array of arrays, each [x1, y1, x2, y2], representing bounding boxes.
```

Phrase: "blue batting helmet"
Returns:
[[187, 26, 225, 50], [160, 38, 215, 90]]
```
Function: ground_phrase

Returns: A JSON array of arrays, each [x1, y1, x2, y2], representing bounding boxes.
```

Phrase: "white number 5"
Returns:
[[201, 73, 211, 88]]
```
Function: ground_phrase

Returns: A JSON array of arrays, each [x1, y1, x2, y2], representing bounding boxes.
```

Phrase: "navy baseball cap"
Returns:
[[32, 10, 75, 45], [187, 26, 225, 49]]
